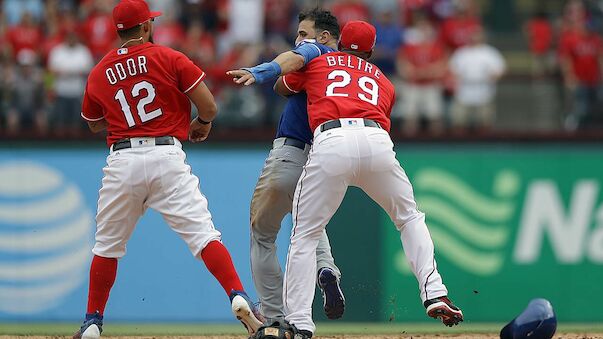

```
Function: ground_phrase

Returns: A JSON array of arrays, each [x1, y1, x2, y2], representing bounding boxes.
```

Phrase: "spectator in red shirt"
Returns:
[[397, 15, 447, 135], [439, 0, 481, 51], [524, 10, 553, 78], [558, 19, 603, 130], [399, 0, 433, 26], [264, 0, 297, 38], [207, 42, 259, 96], [181, 20, 216, 70], [330, 0, 370, 28], [40, 14, 64, 66], [153, 11, 186, 50], [81, 0, 117, 60], [6, 11, 42, 58]]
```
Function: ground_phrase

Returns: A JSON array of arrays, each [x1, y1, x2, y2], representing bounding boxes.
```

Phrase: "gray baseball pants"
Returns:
[[250, 137, 341, 322]]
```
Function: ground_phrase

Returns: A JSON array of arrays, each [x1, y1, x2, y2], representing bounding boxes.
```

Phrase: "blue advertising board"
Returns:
[[0, 145, 293, 322]]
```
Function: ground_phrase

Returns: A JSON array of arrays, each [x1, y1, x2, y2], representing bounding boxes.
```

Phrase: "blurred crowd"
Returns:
[[0, 0, 602, 139]]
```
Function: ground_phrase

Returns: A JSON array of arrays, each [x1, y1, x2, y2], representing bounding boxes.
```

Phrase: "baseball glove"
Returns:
[[253, 320, 298, 339]]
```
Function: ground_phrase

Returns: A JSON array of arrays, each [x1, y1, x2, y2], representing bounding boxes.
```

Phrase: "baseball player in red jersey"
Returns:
[[273, 21, 464, 336], [74, 1, 262, 338]]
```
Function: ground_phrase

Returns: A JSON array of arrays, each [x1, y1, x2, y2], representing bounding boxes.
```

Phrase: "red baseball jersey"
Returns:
[[282, 52, 395, 132], [399, 41, 446, 84], [558, 31, 603, 85], [82, 42, 205, 146], [439, 17, 482, 50], [526, 18, 553, 55]]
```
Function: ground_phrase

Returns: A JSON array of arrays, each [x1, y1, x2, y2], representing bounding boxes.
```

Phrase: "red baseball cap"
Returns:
[[338, 21, 377, 53], [113, 0, 161, 31]]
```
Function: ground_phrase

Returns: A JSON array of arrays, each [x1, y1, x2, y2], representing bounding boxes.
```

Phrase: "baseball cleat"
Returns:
[[297, 329, 314, 338], [317, 267, 345, 319], [73, 312, 103, 339], [424, 296, 464, 327], [230, 290, 264, 335]]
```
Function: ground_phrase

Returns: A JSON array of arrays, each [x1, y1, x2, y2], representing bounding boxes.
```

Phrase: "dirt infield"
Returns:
[[0, 336, 594, 339]]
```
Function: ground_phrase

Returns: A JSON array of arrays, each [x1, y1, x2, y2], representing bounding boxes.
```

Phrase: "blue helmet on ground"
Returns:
[[500, 298, 557, 339]]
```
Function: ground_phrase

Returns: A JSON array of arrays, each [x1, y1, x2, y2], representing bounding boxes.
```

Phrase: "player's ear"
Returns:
[[317, 30, 331, 44]]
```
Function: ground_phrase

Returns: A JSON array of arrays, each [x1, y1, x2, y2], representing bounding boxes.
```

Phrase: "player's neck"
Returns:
[[120, 37, 145, 48]]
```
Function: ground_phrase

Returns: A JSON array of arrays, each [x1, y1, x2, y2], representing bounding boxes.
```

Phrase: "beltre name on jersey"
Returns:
[[325, 54, 383, 79]]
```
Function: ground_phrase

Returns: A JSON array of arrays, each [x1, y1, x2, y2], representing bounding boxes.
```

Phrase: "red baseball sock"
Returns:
[[86, 255, 118, 315], [200, 240, 244, 295]]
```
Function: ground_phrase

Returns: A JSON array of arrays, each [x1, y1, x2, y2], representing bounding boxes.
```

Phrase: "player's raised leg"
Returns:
[[355, 129, 463, 326], [284, 133, 352, 334], [145, 146, 262, 334]]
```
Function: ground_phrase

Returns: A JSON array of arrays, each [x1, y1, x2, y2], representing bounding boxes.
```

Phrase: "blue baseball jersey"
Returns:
[[275, 41, 336, 145]]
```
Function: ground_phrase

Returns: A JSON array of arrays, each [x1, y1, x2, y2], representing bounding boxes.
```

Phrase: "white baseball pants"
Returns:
[[93, 138, 221, 259], [284, 119, 448, 332], [250, 137, 341, 322]]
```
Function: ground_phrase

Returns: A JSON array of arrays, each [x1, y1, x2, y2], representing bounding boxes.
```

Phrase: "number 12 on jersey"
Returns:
[[114, 80, 163, 127], [325, 70, 379, 106]]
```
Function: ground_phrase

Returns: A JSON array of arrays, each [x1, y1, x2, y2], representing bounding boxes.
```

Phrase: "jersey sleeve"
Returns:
[[281, 71, 306, 93], [172, 50, 206, 93], [81, 83, 104, 121], [292, 41, 325, 65]]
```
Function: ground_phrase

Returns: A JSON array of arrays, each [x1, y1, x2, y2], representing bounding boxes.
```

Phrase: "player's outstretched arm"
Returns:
[[227, 42, 323, 85], [187, 82, 217, 142], [227, 51, 304, 86]]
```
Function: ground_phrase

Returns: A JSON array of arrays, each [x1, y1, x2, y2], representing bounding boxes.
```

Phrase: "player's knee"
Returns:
[[250, 213, 281, 244], [92, 242, 126, 259], [396, 212, 426, 231], [251, 194, 289, 234]]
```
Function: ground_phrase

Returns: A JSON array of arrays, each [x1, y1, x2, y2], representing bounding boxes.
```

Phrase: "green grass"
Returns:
[[1, 322, 603, 336]]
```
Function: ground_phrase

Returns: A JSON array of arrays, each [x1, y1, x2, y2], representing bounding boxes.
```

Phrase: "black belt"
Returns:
[[319, 118, 381, 132], [112, 136, 175, 151], [283, 137, 307, 150]]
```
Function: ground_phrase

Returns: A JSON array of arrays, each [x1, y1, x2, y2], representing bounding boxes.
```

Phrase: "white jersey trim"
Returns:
[[184, 73, 206, 93], [282, 76, 300, 94], [81, 112, 105, 122]]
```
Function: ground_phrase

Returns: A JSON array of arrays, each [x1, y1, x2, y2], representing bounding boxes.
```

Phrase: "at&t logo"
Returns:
[[0, 162, 94, 314]]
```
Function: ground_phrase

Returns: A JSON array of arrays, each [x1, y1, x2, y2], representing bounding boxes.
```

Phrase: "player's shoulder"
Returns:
[[135, 43, 175, 58], [151, 43, 180, 54], [308, 50, 343, 66], [315, 50, 346, 61], [295, 39, 335, 54]]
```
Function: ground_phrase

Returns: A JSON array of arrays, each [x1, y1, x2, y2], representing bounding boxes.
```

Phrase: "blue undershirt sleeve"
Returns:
[[241, 61, 282, 84], [291, 43, 323, 65]]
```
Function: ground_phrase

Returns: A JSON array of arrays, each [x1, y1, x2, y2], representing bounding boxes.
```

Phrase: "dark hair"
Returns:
[[298, 7, 340, 39], [117, 24, 143, 39]]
